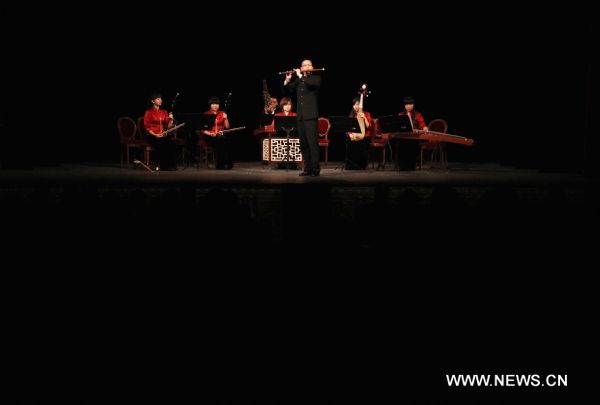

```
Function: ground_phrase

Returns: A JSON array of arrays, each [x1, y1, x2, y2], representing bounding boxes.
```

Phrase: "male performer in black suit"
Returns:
[[283, 59, 322, 177]]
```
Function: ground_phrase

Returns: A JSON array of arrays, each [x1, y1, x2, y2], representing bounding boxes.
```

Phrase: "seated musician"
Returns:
[[202, 96, 233, 170], [143, 92, 177, 170], [265, 96, 279, 116], [260, 96, 279, 132], [346, 96, 372, 170], [274, 97, 298, 169], [394, 96, 428, 171], [275, 97, 296, 118], [253, 96, 280, 161], [269, 97, 296, 135]]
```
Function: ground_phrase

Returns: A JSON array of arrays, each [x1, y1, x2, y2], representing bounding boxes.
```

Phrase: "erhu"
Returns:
[[171, 92, 180, 114], [170, 91, 180, 128], [223, 91, 233, 112]]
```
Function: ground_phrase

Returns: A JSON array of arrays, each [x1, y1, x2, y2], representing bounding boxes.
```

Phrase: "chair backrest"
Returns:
[[117, 117, 137, 143], [370, 119, 386, 145], [137, 116, 146, 139], [372, 118, 380, 136], [428, 119, 448, 133], [317, 117, 331, 138]]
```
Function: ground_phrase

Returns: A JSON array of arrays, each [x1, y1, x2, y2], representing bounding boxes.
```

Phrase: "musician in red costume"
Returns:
[[202, 96, 233, 170], [143, 92, 177, 170], [271, 97, 297, 136], [394, 96, 428, 171], [399, 96, 428, 132], [273, 97, 299, 169], [275, 97, 296, 118], [345, 96, 372, 170]]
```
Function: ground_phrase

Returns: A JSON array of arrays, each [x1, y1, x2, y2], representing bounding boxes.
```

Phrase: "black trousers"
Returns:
[[392, 138, 420, 171], [297, 118, 319, 172], [205, 135, 233, 169], [345, 137, 369, 169], [147, 136, 177, 169]]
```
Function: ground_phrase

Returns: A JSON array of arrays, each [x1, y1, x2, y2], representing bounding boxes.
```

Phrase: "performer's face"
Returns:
[[152, 97, 163, 107], [283, 103, 292, 112], [300, 60, 313, 73], [269, 98, 277, 108], [404, 103, 414, 112], [353, 102, 360, 112], [210, 103, 220, 112]]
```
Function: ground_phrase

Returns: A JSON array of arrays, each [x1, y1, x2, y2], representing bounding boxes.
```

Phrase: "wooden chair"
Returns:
[[317, 117, 331, 165], [419, 119, 448, 169], [117, 117, 146, 166], [369, 118, 389, 170]]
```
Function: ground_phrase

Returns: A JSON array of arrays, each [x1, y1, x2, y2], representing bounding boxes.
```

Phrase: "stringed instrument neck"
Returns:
[[357, 92, 366, 136], [214, 126, 246, 137], [350, 84, 368, 141], [154, 122, 185, 138]]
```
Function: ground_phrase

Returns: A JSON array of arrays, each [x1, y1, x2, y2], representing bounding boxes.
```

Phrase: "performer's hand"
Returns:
[[358, 112, 365, 119], [168, 112, 174, 120], [222, 112, 228, 120], [294, 68, 302, 78], [285, 72, 292, 82], [423, 127, 429, 132]]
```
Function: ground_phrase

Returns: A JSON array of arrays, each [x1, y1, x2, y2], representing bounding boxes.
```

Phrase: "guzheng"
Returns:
[[382, 130, 474, 146]]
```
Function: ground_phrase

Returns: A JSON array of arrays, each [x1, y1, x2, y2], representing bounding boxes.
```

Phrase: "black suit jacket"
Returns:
[[283, 74, 322, 120]]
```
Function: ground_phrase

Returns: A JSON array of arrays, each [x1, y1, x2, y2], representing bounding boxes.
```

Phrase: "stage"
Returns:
[[2, 162, 596, 247], [0, 161, 592, 188]]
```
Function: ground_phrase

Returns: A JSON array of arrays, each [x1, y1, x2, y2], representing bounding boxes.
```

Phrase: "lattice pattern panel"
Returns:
[[262, 138, 303, 162], [262, 139, 270, 161]]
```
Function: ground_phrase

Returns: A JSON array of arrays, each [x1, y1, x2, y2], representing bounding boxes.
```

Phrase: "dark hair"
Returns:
[[150, 92, 162, 102], [403, 96, 415, 104], [349, 97, 361, 117], [280, 97, 292, 108], [208, 96, 220, 105]]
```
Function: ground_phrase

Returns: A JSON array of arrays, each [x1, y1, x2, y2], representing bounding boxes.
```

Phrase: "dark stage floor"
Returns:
[[2, 161, 596, 244], [2, 162, 596, 221], [0, 161, 593, 188], [3, 161, 588, 403]]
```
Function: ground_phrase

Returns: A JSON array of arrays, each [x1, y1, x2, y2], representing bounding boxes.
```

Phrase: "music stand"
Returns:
[[274, 115, 297, 171], [377, 115, 413, 133], [260, 114, 275, 128], [176, 113, 218, 131], [328, 116, 362, 171], [377, 115, 419, 171]]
